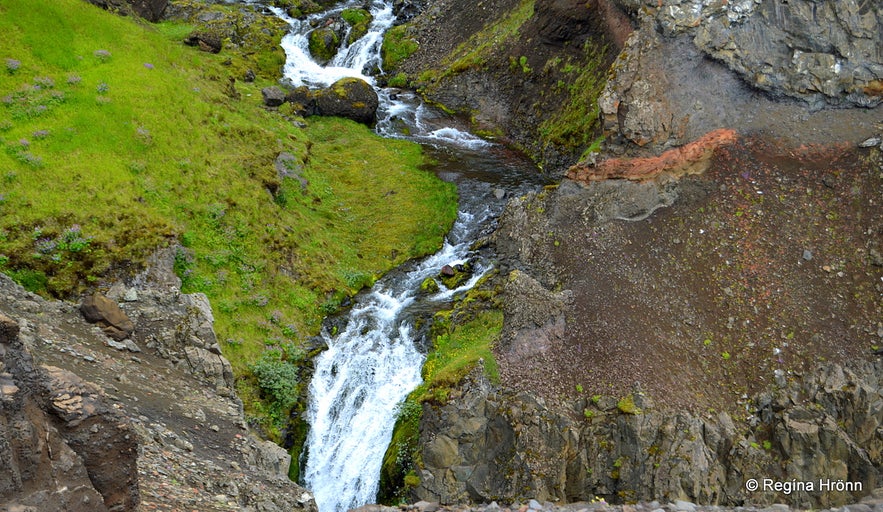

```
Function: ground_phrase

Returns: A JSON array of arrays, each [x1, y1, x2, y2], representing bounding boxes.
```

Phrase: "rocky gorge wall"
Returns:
[[414, 359, 882, 508], [0, 248, 318, 511]]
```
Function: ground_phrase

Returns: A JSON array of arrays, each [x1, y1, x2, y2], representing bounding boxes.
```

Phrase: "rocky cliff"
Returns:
[[0, 248, 317, 511], [391, 0, 883, 507]]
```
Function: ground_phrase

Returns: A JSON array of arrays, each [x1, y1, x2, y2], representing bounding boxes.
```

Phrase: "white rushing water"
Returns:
[[261, 2, 501, 512], [303, 210, 490, 512]]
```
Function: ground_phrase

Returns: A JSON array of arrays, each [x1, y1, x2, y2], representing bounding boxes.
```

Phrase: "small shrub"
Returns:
[[5, 58, 21, 74], [93, 49, 111, 62]]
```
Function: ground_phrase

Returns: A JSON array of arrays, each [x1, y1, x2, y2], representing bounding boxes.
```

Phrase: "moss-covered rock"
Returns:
[[314, 77, 379, 125], [308, 27, 341, 65], [341, 8, 373, 45], [419, 277, 439, 294]]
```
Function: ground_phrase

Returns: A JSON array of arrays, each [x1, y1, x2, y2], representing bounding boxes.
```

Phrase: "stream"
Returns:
[[259, 1, 546, 511]]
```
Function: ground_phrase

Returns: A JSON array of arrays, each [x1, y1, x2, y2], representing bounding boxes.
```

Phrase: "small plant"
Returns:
[[96, 82, 109, 94], [518, 55, 531, 74], [617, 394, 642, 415], [575, 384, 583, 393], [583, 408, 593, 419], [66, 74, 82, 85], [93, 49, 112, 62], [721, 351, 731, 360], [703, 338, 712, 346], [5, 58, 21, 74]]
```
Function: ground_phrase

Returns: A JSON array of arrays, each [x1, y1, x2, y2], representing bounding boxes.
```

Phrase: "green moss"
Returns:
[[308, 27, 341, 63], [381, 24, 419, 71], [415, 309, 503, 402], [616, 394, 642, 415], [379, 399, 423, 504], [538, 40, 608, 151], [341, 8, 373, 45]]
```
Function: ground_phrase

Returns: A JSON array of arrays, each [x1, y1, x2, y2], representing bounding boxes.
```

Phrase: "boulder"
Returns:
[[85, 0, 167, 22], [286, 85, 319, 117], [80, 292, 135, 340], [308, 27, 342, 65], [262, 86, 286, 107], [184, 31, 222, 54], [314, 77, 379, 125]]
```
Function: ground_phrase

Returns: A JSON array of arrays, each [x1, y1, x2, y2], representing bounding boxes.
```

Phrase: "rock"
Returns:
[[803, 249, 813, 261], [80, 292, 135, 341], [0, 313, 139, 510], [184, 31, 222, 54], [566, 129, 738, 183], [85, 0, 167, 22], [285, 85, 319, 117], [275, 151, 309, 191], [860, 137, 882, 148], [314, 77, 380, 126], [262, 86, 286, 107], [413, 354, 881, 508], [420, 277, 440, 294], [673, 500, 696, 511], [308, 27, 341, 65], [689, 0, 883, 107]]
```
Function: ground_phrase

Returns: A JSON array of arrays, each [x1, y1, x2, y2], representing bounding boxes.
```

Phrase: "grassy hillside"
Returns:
[[0, 0, 457, 435]]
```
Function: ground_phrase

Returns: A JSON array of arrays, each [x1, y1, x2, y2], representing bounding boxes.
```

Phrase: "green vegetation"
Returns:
[[420, 0, 535, 83], [0, 0, 457, 438], [341, 8, 373, 45], [415, 309, 502, 401], [538, 40, 608, 150], [381, 24, 419, 71], [616, 394, 642, 415]]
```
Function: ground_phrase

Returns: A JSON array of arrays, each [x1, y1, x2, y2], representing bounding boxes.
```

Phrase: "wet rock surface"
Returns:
[[0, 247, 317, 511]]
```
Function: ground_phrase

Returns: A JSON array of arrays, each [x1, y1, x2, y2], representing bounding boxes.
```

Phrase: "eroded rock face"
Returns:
[[86, 0, 168, 22], [0, 313, 140, 511], [415, 360, 882, 507]]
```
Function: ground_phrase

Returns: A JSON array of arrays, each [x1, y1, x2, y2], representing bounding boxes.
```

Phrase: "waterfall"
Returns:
[[304, 211, 490, 512], [255, 2, 544, 511]]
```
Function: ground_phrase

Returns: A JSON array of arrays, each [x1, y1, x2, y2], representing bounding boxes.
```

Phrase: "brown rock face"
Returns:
[[80, 292, 135, 340], [566, 128, 738, 183], [0, 313, 140, 511]]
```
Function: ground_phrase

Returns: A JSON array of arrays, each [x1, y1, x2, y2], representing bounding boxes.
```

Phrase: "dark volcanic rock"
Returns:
[[86, 0, 168, 22], [184, 31, 222, 53], [262, 86, 287, 107], [314, 77, 380, 125]]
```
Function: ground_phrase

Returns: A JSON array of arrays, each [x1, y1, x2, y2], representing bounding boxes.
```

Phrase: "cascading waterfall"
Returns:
[[304, 211, 491, 512], [255, 2, 544, 511]]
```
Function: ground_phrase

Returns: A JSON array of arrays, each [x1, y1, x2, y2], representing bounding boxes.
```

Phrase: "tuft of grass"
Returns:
[[0, 0, 458, 436]]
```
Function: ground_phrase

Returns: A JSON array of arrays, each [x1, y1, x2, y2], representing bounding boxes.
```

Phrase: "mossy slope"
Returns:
[[0, 0, 457, 436]]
